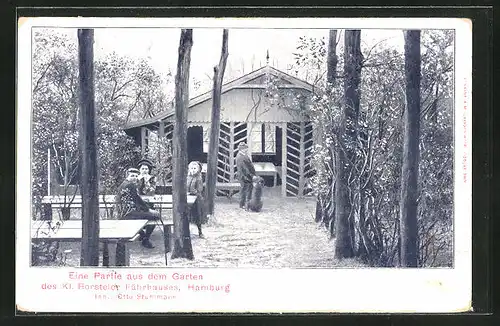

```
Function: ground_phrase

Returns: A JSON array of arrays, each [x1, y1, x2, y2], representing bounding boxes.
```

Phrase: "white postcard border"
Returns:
[[16, 17, 472, 313]]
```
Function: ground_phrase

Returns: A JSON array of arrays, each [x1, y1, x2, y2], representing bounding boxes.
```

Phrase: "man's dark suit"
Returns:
[[235, 152, 256, 209]]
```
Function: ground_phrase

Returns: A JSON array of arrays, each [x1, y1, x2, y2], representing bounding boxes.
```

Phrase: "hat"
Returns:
[[137, 158, 154, 169], [127, 168, 140, 175], [237, 142, 248, 151]]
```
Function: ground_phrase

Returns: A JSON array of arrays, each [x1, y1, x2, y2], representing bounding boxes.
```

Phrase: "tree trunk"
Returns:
[[315, 29, 338, 225], [326, 29, 338, 90], [326, 143, 336, 235], [205, 29, 229, 218], [400, 30, 421, 267], [314, 197, 323, 223], [335, 30, 362, 259], [171, 29, 194, 260], [334, 143, 353, 258], [77, 29, 99, 266]]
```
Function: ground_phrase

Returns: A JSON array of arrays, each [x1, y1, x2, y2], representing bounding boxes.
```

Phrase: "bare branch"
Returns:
[[361, 37, 395, 65], [125, 90, 142, 122], [33, 56, 55, 94], [111, 79, 136, 101]]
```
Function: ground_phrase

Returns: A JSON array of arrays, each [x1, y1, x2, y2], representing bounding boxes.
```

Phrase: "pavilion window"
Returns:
[[251, 123, 276, 154]]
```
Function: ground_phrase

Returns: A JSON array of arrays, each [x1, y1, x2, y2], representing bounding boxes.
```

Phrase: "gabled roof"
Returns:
[[124, 65, 314, 131]]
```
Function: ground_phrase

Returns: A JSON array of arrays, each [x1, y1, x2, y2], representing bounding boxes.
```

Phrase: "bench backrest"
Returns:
[[42, 195, 196, 208]]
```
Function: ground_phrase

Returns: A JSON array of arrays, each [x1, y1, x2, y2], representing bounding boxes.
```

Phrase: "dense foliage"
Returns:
[[293, 30, 454, 267], [31, 29, 172, 263], [32, 29, 173, 211]]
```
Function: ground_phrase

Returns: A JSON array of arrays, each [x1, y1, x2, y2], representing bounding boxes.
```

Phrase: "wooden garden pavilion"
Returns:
[[124, 65, 315, 197]]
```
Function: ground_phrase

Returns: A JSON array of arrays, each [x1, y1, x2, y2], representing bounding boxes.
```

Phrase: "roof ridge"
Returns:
[[124, 65, 313, 131]]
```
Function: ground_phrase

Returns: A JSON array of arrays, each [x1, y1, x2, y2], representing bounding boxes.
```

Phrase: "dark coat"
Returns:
[[138, 175, 156, 196], [115, 179, 150, 218], [235, 152, 256, 183], [187, 174, 204, 196]]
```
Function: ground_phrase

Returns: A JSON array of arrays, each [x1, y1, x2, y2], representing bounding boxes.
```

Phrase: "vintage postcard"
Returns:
[[16, 17, 472, 313]]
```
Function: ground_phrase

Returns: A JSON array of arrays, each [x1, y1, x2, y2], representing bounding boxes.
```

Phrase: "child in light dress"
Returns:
[[187, 161, 205, 237]]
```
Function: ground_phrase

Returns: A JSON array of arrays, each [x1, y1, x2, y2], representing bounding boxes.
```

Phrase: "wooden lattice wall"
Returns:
[[217, 122, 247, 196], [150, 119, 315, 198], [284, 121, 314, 197], [162, 122, 174, 184]]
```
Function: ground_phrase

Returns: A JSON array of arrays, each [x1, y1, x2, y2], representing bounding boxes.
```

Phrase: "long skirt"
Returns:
[[189, 195, 204, 235]]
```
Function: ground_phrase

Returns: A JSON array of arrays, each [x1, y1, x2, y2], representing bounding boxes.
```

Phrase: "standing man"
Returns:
[[116, 167, 161, 249], [235, 142, 256, 210]]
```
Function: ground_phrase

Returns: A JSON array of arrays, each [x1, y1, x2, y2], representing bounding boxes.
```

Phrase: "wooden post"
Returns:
[[281, 122, 287, 197], [159, 120, 165, 138], [247, 122, 253, 162], [141, 127, 148, 156], [170, 29, 194, 260], [206, 29, 229, 217], [77, 28, 99, 266]]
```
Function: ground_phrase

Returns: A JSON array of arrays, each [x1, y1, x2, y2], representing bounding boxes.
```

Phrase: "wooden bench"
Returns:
[[40, 195, 197, 265], [31, 219, 149, 266]]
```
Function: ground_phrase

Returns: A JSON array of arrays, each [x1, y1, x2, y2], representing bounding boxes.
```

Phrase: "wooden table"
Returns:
[[41, 194, 196, 225], [253, 162, 279, 187], [202, 162, 279, 187], [31, 219, 149, 266], [41, 194, 198, 266]]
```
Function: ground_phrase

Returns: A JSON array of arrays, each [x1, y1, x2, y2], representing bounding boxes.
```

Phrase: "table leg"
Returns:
[[105, 242, 118, 266], [102, 242, 109, 267], [116, 242, 130, 266], [163, 224, 171, 266]]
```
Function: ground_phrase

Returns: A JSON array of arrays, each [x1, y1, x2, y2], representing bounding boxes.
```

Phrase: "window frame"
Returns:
[[251, 123, 276, 155]]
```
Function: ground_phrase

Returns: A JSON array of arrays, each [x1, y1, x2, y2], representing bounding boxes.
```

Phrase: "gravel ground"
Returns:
[[58, 187, 362, 268]]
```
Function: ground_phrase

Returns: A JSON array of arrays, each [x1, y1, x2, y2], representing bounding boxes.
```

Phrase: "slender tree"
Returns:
[[315, 30, 338, 228], [400, 30, 421, 267], [335, 30, 362, 259], [326, 30, 339, 91], [205, 29, 229, 219], [78, 29, 99, 266], [171, 29, 194, 260]]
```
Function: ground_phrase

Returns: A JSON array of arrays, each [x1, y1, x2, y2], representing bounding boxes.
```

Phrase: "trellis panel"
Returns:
[[214, 122, 247, 196], [162, 122, 175, 184], [285, 121, 314, 197]]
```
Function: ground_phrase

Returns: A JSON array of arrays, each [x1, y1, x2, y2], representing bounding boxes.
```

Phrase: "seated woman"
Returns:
[[116, 168, 161, 249], [136, 158, 157, 247], [187, 161, 205, 238], [137, 158, 156, 196]]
